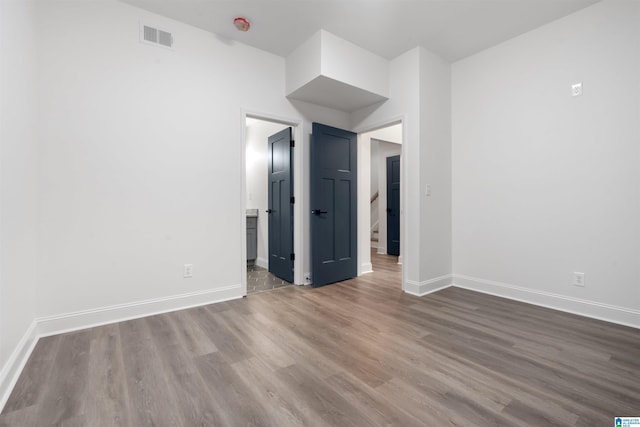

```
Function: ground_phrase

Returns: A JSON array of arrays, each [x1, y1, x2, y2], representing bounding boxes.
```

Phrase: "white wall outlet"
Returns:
[[573, 272, 585, 287], [571, 83, 583, 97], [425, 184, 432, 196], [184, 264, 193, 278]]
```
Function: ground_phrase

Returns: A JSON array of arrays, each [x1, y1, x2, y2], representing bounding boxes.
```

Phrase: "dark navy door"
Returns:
[[310, 123, 357, 287], [386, 155, 400, 256], [267, 127, 293, 283]]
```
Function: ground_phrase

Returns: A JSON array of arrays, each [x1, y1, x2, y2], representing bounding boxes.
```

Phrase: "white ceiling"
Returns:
[[120, 0, 600, 61]]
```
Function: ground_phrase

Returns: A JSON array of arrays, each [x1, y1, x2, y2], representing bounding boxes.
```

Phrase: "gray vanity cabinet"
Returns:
[[246, 214, 258, 264]]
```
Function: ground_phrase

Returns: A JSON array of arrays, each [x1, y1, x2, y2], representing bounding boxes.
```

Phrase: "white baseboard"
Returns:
[[0, 321, 39, 412], [453, 275, 640, 329], [255, 257, 268, 269], [377, 248, 386, 255], [360, 262, 373, 275], [37, 284, 243, 338], [370, 241, 378, 249], [404, 275, 452, 296], [5, 274, 637, 413], [1, 284, 243, 413], [397, 255, 403, 265]]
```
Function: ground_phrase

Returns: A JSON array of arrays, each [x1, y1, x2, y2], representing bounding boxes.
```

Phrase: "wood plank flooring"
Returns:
[[2, 252, 639, 426]]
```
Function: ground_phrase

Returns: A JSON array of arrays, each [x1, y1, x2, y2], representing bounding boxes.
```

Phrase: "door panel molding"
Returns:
[[311, 123, 358, 287], [268, 127, 294, 283]]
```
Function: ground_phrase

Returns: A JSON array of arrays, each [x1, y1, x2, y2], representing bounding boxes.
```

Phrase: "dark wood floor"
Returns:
[[2, 252, 639, 426]]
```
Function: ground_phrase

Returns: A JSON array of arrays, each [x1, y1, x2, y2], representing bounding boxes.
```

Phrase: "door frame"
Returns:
[[354, 116, 407, 291], [240, 110, 303, 295]]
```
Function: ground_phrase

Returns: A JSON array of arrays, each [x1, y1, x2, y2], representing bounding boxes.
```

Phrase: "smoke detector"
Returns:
[[234, 17, 250, 31]]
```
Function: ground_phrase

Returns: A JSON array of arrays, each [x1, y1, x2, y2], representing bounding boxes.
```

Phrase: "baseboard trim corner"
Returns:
[[404, 275, 453, 296], [360, 262, 374, 275], [452, 275, 640, 329], [0, 320, 39, 413]]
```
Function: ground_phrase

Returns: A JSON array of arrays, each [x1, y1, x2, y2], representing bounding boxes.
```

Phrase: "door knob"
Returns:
[[265, 209, 273, 214], [386, 208, 392, 213], [311, 210, 328, 215]]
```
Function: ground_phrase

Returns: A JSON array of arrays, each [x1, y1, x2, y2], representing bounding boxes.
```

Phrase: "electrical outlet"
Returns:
[[573, 272, 585, 287], [184, 264, 193, 278], [571, 83, 583, 97], [425, 184, 432, 197]]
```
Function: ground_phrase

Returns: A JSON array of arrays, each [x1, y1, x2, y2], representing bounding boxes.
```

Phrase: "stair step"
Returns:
[[371, 237, 379, 242]]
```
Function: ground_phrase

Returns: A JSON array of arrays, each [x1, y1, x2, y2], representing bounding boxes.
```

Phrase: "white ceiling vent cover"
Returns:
[[140, 23, 173, 49]]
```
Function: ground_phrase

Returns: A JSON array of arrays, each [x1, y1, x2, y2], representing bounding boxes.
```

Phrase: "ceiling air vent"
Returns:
[[140, 23, 173, 49]]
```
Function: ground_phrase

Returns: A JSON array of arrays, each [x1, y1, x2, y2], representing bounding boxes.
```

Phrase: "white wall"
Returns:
[[352, 47, 453, 295], [245, 118, 289, 268], [0, 0, 39, 406], [33, 0, 353, 323], [35, 0, 305, 320], [352, 48, 421, 287], [419, 47, 452, 286], [320, 30, 389, 98], [367, 124, 403, 145], [452, 0, 640, 326], [370, 140, 379, 197], [285, 31, 322, 95]]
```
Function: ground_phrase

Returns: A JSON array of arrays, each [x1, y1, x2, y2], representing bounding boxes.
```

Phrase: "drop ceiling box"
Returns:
[[287, 75, 387, 112], [286, 31, 389, 112]]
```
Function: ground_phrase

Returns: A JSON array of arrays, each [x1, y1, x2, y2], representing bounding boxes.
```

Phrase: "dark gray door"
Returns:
[[310, 123, 357, 287], [267, 127, 293, 283], [386, 155, 400, 256]]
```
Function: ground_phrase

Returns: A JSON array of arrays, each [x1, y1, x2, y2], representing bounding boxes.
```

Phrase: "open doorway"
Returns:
[[371, 137, 401, 256], [244, 117, 295, 294], [358, 122, 403, 283]]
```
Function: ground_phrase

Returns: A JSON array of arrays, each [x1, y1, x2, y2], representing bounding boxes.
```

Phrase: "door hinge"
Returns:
[[290, 140, 295, 148], [290, 196, 295, 204], [290, 253, 295, 261]]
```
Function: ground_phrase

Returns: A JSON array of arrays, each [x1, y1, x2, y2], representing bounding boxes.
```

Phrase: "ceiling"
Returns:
[[120, 0, 600, 61]]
